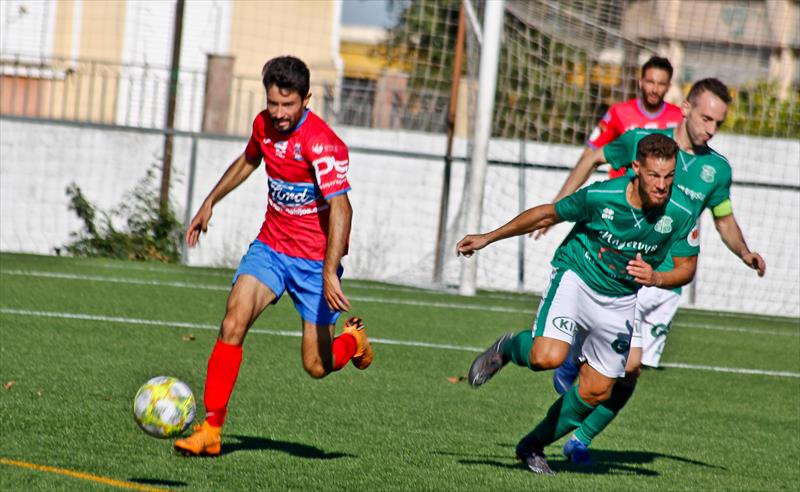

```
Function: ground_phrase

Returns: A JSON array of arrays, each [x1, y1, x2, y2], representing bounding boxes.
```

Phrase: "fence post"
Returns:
[[160, 0, 185, 215]]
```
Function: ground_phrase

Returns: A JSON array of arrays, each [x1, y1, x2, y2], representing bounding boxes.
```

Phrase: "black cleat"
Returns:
[[516, 440, 555, 475], [468, 332, 514, 388]]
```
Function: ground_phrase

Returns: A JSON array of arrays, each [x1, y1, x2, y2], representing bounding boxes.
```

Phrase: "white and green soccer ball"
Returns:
[[133, 376, 196, 438]]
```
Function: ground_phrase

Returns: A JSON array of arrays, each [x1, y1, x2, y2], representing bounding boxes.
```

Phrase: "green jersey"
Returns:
[[553, 178, 699, 297], [603, 127, 732, 280]]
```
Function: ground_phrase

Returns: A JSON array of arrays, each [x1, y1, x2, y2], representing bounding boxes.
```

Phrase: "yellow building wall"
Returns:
[[228, 0, 339, 133]]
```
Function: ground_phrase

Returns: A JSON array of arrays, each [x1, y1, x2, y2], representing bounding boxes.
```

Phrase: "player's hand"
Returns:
[[323, 270, 351, 312], [530, 226, 551, 240], [456, 234, 489, 257], [742, 251, 766, 277], [185, 203, 212, 247], [627, 253, 658, 286]]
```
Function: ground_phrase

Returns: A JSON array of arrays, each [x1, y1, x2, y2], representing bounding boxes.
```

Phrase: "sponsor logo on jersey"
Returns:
[[262, 137, 272, 146], [700, 165, 716, 183], [268, 178, 320, 211], [552, 316, 578, 336], [597, 230, 659, 254], [602, 207, 615, 220], [311, 143, 324, 154], [274, 140, 289, 158], [293, 143, 303, 161], [312, 156, 349, 191], [611, 334, 631, 354], [676, 184, 706, 201], [654, 216, 673, 234], [688, 224, 700, 247], [589, 126, 601, 142]]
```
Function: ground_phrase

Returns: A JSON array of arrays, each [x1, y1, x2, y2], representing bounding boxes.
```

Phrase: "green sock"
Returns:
[[501, 330, 533, 369], [574, 380, 637, 445], [526, 386, 596, 447]]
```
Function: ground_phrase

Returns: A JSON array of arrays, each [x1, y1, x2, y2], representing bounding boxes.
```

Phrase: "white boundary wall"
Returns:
[[1, 118, 798, 317]]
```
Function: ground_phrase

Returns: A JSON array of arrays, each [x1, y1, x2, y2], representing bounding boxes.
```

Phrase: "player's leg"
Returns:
[[468, 268, 574, 388], [286, 254, 372, 378], [175, 241, 284, 456], [639, 287, 681, 368], [516, 363, 616, 474]]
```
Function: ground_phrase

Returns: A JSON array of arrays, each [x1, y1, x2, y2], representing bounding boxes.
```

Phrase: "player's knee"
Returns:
[[529, 345, 566, 371], [219, 316, 247, 345], [577, 382, 613, 406]]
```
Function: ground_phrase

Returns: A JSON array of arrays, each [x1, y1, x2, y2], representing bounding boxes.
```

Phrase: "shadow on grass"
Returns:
[[222, 435, 356, 460], [445, 445, 726, 476], [129, 478, 188, 487]]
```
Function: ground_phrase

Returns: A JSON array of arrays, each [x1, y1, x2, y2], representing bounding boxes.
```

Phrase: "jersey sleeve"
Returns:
[[586, 107, 622, 149], [669, 221, 700, 258], [244, 116, 263, 163], [307, 132, 352, 200], [706, 161, 732, 211], [602, 130, 638, 170], [554, 187, 591, 223]]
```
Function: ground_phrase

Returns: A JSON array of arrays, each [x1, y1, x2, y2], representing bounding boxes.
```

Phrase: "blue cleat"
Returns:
[[552, 357, 579, 395], [563, 435, 594, 465]]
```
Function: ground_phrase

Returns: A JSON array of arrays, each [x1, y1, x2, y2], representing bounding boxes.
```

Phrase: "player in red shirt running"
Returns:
[[174, 56, 372, 457], [587, 56, 683, 178]]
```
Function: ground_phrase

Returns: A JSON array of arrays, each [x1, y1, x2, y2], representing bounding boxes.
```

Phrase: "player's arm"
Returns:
[[185, 153, 260, 247], [552, 147, 607, 203], [712, 210, 766, 276], [457, 204, 563, 256], [322, 193, 353, 312], [626, 253, 698, 289]]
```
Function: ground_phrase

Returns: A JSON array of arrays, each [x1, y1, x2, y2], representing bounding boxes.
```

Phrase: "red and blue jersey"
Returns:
[[244, 109, 351, 261], [586, 98, 683, 178]]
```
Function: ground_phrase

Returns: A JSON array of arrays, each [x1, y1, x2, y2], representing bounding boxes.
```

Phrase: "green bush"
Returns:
[[64, 168, 183, 262]]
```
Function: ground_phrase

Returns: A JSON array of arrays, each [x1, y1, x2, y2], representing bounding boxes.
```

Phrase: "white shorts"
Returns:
[[629, 286, 681, 367], [533, 268, 637, 378]]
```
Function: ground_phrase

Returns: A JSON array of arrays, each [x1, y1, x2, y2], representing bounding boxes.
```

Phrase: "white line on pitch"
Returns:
[[1, 307, 798, 379], [3, 269, 798, 337]]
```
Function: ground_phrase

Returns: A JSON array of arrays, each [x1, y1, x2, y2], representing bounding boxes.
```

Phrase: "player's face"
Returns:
[[633, 156, 675, 208], [682, 90, 728, 147], [266, 85, 311, 132], [638, 68, 671, 109]]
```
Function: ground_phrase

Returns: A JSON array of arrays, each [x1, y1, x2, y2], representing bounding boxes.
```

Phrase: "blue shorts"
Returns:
[[233, 240, 343, 325]]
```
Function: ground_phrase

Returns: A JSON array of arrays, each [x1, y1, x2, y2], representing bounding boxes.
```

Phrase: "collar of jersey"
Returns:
[[278, 108, 310, 135], [636, 98, 666, 119]]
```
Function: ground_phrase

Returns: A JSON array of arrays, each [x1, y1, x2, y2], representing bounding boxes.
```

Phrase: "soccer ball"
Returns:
[[133, 376, 196, 438]]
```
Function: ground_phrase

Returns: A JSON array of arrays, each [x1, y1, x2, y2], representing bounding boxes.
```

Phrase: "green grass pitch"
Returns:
[[1, 252, 798, 491]]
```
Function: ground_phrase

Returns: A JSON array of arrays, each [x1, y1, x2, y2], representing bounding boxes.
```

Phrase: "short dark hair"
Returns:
[[261, 56, 310, 98], [641, 56, 673, 79], [687, 78, 732, 105], [636, 133, 679, 163]]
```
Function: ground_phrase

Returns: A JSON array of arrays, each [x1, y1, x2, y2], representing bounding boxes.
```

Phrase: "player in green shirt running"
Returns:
[[543, 78, 766, 465], [457, 134, 699, 475]]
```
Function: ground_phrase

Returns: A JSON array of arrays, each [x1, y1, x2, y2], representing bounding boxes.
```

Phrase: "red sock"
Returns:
[[203, 339, 243, 427], [331, 333, 357, 371]]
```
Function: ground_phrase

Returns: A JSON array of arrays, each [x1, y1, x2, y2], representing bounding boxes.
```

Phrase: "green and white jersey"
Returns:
[[603, 128, 732, 218], [553, 178, 699, 297], [603, 127, 732, 279]]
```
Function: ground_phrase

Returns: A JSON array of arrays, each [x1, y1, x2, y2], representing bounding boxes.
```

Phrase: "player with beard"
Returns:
[[458, 134, 699, 474], [545, 78, 765, 465], [174, 56, 372, 457]]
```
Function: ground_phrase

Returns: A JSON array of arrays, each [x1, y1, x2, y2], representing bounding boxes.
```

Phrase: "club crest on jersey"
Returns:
[[654, 216, 673, 234], [293, 143, 303, 161], [274, 140, 288, 158], [602, 207, 614, 220], [700, 165, 716, 183]]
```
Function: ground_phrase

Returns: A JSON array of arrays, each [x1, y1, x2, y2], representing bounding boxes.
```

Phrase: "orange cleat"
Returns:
[[173, 421, 222, 456], [342, 317, 373, 370]]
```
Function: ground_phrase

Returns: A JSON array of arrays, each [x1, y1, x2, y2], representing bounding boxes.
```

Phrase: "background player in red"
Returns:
[[174, 56, 372, 456], [587, 56, 683, 178]]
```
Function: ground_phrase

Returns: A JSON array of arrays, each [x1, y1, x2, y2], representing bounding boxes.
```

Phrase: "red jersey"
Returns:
[[586, 98, 683, 178], [244, 109, 351, 261]]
